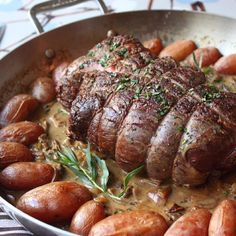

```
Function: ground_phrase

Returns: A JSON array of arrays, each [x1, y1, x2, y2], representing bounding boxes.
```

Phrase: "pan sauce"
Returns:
[[3, 65, 236, 228]]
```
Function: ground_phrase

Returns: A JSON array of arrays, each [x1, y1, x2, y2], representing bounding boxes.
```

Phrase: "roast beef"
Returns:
[[55, 35, 236, 186]]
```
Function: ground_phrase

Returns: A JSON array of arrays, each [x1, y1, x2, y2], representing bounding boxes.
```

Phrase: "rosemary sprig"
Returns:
[[53, 144, 144, 201]]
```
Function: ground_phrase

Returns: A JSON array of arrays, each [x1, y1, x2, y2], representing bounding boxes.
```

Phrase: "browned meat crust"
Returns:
[[55, 34, 236, 186]]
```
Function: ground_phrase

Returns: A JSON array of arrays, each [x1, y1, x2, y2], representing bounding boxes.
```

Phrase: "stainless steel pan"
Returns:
[[0, 0, 236, 235]]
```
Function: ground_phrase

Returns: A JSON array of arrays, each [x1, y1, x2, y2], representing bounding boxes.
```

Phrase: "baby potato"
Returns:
[[89, 210, 168, 236], [143, 38, 163, 56], [31, 77, 56, 104], [0, 162, 55, 190], [0, 121, 44, 145], [209, 199, 236, 236], [160, 40, 196, 61], [0, 94, 39, 126], [187, 47, 222, 67], [164, 208, 211, 236], [16, 181, 92, 223], [214, 54, 236, 75], [70, 200, 105, 236], [0, 142, 33, 168]]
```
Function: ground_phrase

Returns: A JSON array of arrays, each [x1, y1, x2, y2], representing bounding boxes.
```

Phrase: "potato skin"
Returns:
[[214, 54, 236, 75], [0, 121, 44, 145], [89, 210, 168, 236], [0, 162, 55, 190], [164, 208, 211, 236], [0, 142, 33, 168], [160, 40, 196, 61], [0, 94, 39, 126], [187, 47, 221, 67], [209, 199, 236, 236], [16, 181, 92, 223], [70, 200, 105, 236], [31, 77, 56, 104], [143, 38, 163, 56]]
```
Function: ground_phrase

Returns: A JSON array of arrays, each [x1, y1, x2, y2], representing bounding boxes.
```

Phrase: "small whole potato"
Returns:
[[0, 142, 33, 168], [0, 121, 44, 145], [70, 200, 105, 236], [214, 54, 236, 75], [17, 181, 92, 223], [89, 210, 168, 236], [209, 199, 236, 236], [0, 94, 39, 126], [164, 208, 211, 236], [31, 77, 56, 104], [143, 38, 163, 56], [187, 47, 222, 67], [0, 162, 55, 190], [160, 40, 197, 61]]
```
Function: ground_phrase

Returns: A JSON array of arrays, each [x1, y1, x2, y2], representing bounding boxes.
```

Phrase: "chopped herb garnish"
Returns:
[[118, 48, 128, 57], [157, 104, 170, 118], [176, 124, 186, 133], [144, 68, 150, 76], [202, 66, 213, 76], [116, 77, 131, 92], [57, 108, 69, 115], [202, 85, 222, 103], [79, 64, 84, 69], [109, 42, 121, 52], [87, 50, 95, 57], [96, 43, 102, 48], [52, 144, 144, 200], [130, 79, 139, 86], [99, 54, 110, 67], [133, 86, 142, 99]]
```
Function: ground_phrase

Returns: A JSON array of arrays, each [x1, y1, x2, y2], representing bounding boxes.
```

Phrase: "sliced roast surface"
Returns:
[[55, 34, 236, 186]]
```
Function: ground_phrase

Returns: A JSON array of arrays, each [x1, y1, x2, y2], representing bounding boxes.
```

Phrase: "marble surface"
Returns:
[[0, 0, 236, 59]]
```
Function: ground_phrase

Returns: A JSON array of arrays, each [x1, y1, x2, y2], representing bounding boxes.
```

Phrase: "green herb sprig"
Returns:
[[53, 144, 144, 201]]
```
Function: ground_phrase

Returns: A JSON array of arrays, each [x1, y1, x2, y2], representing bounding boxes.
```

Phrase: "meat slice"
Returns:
[[56, 35, 152, 109], [69, 72, 122, 140], [56, 71, 84, 109], [172, 103, 236, 186], [88, 57, 179, 156], [146, 95, 199, 181], [65, 35, 146, 75], [115, 68, 205, 172], [88, 87, 136, 156]]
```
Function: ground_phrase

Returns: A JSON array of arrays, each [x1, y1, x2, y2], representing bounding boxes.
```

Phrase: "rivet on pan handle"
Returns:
[[29, 0, 108, 34]]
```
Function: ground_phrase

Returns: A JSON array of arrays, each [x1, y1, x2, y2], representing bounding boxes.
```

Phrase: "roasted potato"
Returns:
[[0, 162, 55, 190], [209, 199, 236, 236], [16, 181, 92, 223], [160, 40, 196, 61], [143, 38, 163, 56], [0, 142, 33, 168], [89, 210, 168, 236], [31, 77, 56, 103], [70, 200, 105, 236], [0, 94, 38, 126], [0, 121, 44, 145], [214, 54, 236, 75], [187, 47, 221, 67], [164, 208, 211, 236]]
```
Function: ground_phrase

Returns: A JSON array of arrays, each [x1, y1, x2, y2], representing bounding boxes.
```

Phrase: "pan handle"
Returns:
[[29, 0, 108, 34]]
